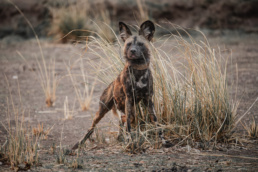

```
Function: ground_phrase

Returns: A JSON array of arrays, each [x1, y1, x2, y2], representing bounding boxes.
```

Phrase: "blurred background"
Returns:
[[0, 0, 258, 42]]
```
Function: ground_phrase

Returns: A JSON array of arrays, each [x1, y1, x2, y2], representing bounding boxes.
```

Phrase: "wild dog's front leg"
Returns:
[[143, 99, 157, 123], [125, 97, 135, 133], [143, 98, 157, 123], [143, 99, 172, 147]]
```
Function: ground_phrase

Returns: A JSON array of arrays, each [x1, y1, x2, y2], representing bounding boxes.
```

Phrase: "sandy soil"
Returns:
[[0, 31, 257, 171]]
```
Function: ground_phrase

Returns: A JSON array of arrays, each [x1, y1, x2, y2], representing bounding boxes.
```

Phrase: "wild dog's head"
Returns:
[[119, 20, 155, 64]]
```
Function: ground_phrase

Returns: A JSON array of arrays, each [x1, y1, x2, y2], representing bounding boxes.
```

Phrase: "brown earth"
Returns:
[[0, 30, 257, 171]]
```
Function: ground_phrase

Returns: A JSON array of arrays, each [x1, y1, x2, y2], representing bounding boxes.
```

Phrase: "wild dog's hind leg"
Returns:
[[72, 83, 114, 150]]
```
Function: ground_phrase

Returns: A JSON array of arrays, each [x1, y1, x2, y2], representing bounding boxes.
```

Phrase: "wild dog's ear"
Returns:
[[139, 20, 155, 41], [119, 22, 132, 42]]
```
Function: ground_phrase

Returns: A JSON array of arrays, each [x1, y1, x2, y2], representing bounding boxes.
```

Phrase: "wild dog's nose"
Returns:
[[130, 49, 136, 54]]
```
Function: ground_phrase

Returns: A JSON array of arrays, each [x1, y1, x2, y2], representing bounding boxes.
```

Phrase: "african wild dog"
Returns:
[[72, 20, 168, 150]]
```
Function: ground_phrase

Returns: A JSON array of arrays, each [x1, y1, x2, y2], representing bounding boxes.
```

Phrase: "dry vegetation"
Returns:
[[242, 116, 258, 139], [0, 80, 41, 171], [0, 0, 257, 171], [81, 23, 239, 152], [32, 123, 52, 139], [66, 51, 97, 112]]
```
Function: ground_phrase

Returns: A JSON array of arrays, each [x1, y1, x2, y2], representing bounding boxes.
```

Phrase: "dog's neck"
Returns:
[[126, 61, 150, 70], [126, 58, 150, 70]]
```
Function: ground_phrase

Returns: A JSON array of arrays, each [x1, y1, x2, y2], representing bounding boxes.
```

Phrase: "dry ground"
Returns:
[[0, 31, 257, 171]]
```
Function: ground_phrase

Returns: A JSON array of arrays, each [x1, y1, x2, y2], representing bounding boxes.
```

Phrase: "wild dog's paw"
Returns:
[[72, 141, 86, 150], [72, 142, 80, 150], [161, 139, 173, 148], [117, 133, 125, 142]]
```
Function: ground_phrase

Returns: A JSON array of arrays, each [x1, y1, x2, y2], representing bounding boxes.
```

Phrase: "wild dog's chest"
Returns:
[[132, 70, 149, 89], [123, 68, 153, 97]]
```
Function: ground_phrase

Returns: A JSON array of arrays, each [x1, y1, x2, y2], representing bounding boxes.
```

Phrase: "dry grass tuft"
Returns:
[[48, 143, 56, 155], [63, 96, 75, 120], [149, 25, 238, 144], [0, 79, 41, 169], [67, 55, 97, 112], [69, 154, 83, 169], [9, 0, 58, 108], [242, 117, 258, 139], [18, 52, 58, 108], [32, 123, 52, 139], [38, 58, 58, 107], [56, 148, 66, 164], [56, 123, 66, 164]]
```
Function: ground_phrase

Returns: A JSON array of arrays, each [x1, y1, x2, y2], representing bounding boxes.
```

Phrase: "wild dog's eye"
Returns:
[[137, 42, 143, 46], [127, 43, 132, 47]]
